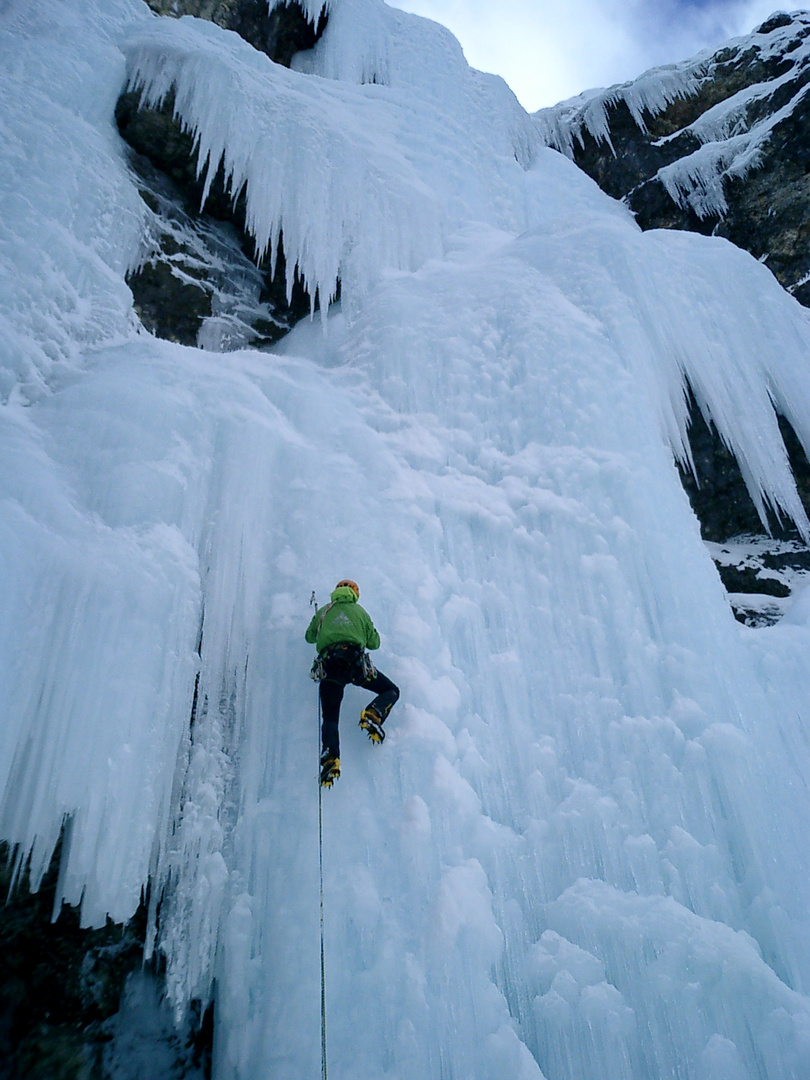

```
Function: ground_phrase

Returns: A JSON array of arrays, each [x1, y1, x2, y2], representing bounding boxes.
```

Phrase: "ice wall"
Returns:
[[123, 0, 537, 312], [5, 2, 810, 1079], [0, 0, 155, 401]]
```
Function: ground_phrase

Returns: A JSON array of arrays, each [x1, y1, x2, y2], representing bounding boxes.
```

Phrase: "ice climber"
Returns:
[[306, 579, 400, 787]]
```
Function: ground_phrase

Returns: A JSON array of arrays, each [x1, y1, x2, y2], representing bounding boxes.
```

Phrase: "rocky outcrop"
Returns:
[[677, 394, 810, 543], [0, 840, 211, 1080], [119, 1, 329, 349], [142, 0, 328, 67], [538, 14, 810, 617], [540, 13, 810, 305], [677, 395, 810, 623], [117, 120, 312, 350]]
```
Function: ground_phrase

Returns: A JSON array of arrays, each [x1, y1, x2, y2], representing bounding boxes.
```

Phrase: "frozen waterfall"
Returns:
[[4, 2, 810, 1078]]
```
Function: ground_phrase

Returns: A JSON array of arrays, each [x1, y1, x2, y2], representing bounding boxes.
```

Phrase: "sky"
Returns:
[[391, 0, 794, 110]]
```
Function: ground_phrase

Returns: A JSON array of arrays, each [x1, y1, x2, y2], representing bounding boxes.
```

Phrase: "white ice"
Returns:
[[5, 2, 810, 1079], [123, 0, 537, 313]]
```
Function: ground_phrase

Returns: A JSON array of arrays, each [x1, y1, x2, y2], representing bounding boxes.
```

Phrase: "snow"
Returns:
[[536, 11, 810, 220], [534, 63, 705, 157], [0, 0, 147, 401], [5, 1, 810, 1078], [707, 536, 810, 626]]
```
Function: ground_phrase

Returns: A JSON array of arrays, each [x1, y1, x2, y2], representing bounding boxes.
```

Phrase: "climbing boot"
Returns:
[[320, 753, 340, 787], [359, 707, 385, 744]]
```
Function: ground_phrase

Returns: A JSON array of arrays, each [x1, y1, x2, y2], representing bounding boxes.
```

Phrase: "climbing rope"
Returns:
[[318, 694, 329, 1080], [311, 589, 328, 1080]]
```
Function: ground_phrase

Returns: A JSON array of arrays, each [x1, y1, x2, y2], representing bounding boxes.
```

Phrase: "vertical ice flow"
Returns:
[[4, 2, 810, 1078]]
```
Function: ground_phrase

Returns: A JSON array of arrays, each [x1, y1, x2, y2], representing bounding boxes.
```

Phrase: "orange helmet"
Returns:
[[335, 579, 359, 599]]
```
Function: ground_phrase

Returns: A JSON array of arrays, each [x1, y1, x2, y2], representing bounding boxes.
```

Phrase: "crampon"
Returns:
[[359, 708, 385, 744]]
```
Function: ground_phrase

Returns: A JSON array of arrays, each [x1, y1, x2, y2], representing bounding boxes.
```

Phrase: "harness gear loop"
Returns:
[[311, 643, 376, 683], [360, 650, 377, 681]]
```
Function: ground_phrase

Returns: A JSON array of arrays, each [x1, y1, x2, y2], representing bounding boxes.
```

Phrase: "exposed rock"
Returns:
[[677, 392, 810, 543], [677, 400, 764, 543], [676, 390, 810, 621], [707, 535, 810, 625], [0, 838, 141, 1078], [715, 561, 791, 598], [122, 143, 309, 349], [116, 92, 314, 349], [541, 13, 810, 304], [675, 391, 810, 622], [537, 15, 810, 614], [118, 0, 329, 349], [0, 842, 142, 1078], [142, 0, 328, 68], [630, 92, 810, 306], [0, 840, 211, 1080]]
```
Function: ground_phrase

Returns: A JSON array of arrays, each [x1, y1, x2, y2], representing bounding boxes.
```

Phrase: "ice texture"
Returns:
[[5, 1, 810, 1079], [123, 0, 537, 315], [0, 0, 147, 401], [267, 0, 330, 24]]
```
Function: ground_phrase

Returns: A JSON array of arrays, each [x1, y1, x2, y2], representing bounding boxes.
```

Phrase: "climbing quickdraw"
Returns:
[[360, 650, 377, 682]]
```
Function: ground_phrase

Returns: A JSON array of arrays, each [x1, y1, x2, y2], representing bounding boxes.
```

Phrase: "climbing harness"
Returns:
[[312, 642, 377, 684]]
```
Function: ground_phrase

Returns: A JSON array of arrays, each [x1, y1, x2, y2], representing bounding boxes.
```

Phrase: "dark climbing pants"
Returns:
[[319, 645, 399, 757]]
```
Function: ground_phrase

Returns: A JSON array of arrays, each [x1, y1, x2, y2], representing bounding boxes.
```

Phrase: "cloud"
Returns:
[[391, 0, 788, 109]]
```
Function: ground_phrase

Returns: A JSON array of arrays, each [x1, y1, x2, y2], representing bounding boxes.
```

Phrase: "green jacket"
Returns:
[[305, 586, 381, 654]]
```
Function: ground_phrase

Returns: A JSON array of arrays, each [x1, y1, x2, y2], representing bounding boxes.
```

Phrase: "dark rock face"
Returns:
[[714, 559, 790, 598], [539, 14, 810, 618], [143, 0, 328, 68], [709, 535, 810, 626], [118, 1, 328, 349], [545, 13, 810, 304], [629, 97, 810, 307], [0, 840, 138, 1079], [116, 92, 313, 350], [676, 397, 810, 543], [0, 840, 211, 1080], [677, 392, 810, 623], [118, 131, 311, 350]]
